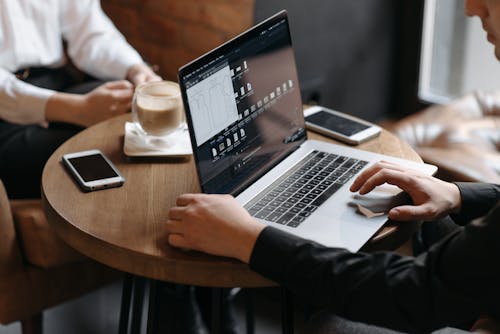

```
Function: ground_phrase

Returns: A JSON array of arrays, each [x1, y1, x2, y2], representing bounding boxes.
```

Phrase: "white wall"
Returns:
[[462, 17, 500, 94], [420, 0, 500, 103]]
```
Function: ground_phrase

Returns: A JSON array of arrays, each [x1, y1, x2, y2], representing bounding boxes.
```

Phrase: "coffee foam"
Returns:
[[136, 84, 180, 110]]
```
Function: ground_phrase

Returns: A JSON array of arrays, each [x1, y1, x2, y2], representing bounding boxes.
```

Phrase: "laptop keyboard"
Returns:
[[244, 150, 368, 228]]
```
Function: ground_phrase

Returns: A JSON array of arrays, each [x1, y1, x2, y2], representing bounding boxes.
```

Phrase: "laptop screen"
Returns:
[[179, 11, 306, 194]]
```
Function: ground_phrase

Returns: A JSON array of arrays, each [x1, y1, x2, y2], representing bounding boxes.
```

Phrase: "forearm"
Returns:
[[45, 92, 85, 126]]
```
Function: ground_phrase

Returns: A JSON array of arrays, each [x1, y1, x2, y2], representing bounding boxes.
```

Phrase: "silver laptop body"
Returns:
[[178, 11, 436, 251]]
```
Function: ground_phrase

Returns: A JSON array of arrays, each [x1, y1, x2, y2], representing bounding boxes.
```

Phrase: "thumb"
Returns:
[[388, 204, 430, 222], [131, 73, 147, 87]]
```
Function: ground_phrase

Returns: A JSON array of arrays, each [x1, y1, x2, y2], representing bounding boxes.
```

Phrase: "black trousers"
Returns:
[[0, 66, 105, 198]]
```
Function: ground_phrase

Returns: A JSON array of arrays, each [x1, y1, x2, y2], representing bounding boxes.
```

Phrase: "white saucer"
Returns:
[[123, 122, 192, 158]]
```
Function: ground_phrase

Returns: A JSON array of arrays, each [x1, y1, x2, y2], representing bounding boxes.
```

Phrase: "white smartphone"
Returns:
[[304, 106, 381, 145], [62, 149, 125, 192]]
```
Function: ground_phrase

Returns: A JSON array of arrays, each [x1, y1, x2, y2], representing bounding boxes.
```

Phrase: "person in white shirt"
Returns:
[[0, 0, 160, 198]]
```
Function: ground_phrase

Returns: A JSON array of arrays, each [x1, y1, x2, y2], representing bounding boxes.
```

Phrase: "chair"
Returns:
[[390, 91, 500, 183], [0, 180, 120, 334]]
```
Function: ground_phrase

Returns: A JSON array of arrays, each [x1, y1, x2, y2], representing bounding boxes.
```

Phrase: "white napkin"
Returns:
[[123, 122, 192, 157]]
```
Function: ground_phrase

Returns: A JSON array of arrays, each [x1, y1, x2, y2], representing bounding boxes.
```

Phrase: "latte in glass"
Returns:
[[132, 81, 183, 137]]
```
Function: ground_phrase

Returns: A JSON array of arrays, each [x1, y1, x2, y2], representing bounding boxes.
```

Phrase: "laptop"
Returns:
[[178, 11, 437, 251]]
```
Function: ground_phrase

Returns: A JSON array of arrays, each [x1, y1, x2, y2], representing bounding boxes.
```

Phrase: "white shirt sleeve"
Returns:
[[0, 68, 55, 124], [60, 0, 144, 80]]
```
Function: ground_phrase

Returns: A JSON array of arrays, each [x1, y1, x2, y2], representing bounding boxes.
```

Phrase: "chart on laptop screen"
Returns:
[[186, 64, 239, 145]]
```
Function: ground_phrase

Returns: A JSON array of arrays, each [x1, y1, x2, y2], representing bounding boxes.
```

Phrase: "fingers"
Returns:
[[165, 211, 189, 248], [165, 219, 183, 233], [105, 80, 133, 90], [357, 168, 413, 195], [131, 73, 162, 86], [165, 196, 196, 250], [106, 81, 133, 96], [166, 194, 202, 230], [167, 234, 190, 249], [166, 194, 204, 227], [165, 220, 192, 249], [176, 193, 201, 206], [96, 81, 134, 109], [110, 100, 131, 112], [388, 204, 432, 222], [350, 161, 405, 192], [168, 206, 185, 220], [105, 81, 134, 111], [111, 89, 133, 100], [108, 90, 133, 109], [130, 73, 147, 87]]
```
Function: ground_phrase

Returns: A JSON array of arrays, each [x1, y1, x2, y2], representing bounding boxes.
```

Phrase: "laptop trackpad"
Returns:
[[297, 184, 403, 251]]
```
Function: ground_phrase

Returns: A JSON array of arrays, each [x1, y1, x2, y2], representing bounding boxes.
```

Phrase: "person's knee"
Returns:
[[0, 123, 82, 198]]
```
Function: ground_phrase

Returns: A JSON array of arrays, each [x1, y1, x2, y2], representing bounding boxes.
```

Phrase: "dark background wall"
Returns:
[[255, 1, 425, 122], [104, 0, 425, 123]]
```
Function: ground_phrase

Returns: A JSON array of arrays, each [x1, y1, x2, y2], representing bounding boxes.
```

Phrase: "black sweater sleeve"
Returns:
[[451, 183, 500, 224], [250, 202, 500, 333]]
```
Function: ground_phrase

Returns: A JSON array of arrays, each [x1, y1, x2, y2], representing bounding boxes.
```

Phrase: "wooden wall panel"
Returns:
[[102, 0, 255, 80]]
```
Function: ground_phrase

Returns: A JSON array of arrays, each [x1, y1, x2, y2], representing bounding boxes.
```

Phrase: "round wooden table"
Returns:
[[42, 113, 422, 288]]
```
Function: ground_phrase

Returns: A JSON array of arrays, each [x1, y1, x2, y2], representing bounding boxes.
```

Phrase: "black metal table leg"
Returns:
[[211, 287, 223, 334], [245, 288, 255, 334], [118, 274, 133, 334], [146, 279, 159, 334], [281, 287, 294, 334], [130, 277, 146, 334]]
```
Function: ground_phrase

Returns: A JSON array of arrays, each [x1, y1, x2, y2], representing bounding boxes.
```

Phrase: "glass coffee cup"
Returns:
[[132, 81, 184, 137]]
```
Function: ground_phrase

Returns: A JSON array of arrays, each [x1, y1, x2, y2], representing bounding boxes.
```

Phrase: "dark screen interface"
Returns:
[[68, 154, 118, 182], [305, 111, 369, 137], [182, 16, 305, 194]]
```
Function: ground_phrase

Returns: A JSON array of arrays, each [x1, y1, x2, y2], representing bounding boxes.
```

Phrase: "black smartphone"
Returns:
[[304, 106, 381, 145], [62, 149, 125, 192]]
